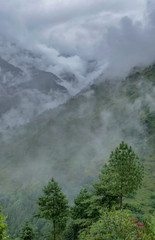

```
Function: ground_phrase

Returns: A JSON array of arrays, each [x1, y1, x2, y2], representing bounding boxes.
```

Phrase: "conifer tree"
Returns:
[[36, 178, 69, 240], [71, 188, 99, 229], [93, 163, 119, 208], [19, 220, 35, 240], [71, 188, 91, 222], [94, 141, 144, 209]]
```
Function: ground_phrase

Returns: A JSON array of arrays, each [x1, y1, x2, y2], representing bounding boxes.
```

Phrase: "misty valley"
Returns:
[[0, 1, 155, 238], [0, 51, 154, 239]]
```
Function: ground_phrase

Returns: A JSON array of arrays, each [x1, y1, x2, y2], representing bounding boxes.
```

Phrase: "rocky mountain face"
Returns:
[[0, 39, 104, 135], [0, 56, 72, 132]]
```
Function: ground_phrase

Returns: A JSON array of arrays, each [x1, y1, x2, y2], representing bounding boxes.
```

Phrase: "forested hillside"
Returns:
[[0, 64, 155, 239]]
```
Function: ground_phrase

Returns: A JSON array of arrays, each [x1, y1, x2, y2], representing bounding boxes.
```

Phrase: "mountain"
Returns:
[[0, 51, 154, 238], [0, 56, 70, 132], [0, 56, 23, 76]]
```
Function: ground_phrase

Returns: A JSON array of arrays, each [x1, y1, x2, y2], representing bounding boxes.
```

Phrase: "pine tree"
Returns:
[[71, 188, 99, 229], [94, 141, 144, 209], [35, 178, 69, 240], [93, 163, 119, 208], [19, 220, 35, 240], [71, 188, 91, 222]]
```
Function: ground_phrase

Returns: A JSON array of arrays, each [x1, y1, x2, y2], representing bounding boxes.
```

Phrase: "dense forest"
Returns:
[[0, 141, 155, 239], [0, 63, 155, 239]]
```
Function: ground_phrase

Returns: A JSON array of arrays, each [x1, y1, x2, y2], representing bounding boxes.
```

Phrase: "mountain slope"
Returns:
[[0, 64, 154, 238], [0, 56, 70, 131], [1, 64, 154, 189]]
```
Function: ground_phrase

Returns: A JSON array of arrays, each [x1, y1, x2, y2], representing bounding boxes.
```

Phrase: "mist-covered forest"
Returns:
[[0, 62, 154, 239], [0, 0, 155, 239]]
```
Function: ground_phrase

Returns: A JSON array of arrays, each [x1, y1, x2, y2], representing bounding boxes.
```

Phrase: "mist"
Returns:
[[1, 73, 154, 198], [0, 2, 155, 236], [0, 0, 154, 80], [0, 0, 154, 185]]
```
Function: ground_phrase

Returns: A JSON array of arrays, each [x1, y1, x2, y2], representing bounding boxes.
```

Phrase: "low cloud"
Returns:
[[1, 0, 154, 80]]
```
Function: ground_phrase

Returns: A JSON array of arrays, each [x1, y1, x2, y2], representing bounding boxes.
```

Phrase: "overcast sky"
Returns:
[[0, 0, 155, 78]]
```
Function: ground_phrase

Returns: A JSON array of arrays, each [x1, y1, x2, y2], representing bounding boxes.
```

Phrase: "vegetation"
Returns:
[[0, 206, 10, 240], [94, 142, 144, 210], [35, 178, 69, 240], [0, 141, 155, 239], [71, 188, 100, 232], [0, 64, 154, 238], [62, 220, 77, 240], [19, 220, 35, 240], [30, 141, 153, 239], [79, 209, 154, 240]]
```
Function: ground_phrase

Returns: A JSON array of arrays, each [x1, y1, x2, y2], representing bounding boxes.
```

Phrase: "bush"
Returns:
[[0, 206, 10, 240], [79, 208, 154, 240], [19, 220, 35, 240]]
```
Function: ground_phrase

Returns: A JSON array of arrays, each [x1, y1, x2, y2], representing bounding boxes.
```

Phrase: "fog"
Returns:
[[0, 0, 154, 80], [0, 3, 155, 234]]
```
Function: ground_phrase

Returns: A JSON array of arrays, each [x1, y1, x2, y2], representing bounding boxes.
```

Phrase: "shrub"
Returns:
[[0, 206, 10, 240], [79, 208, 154, 240]]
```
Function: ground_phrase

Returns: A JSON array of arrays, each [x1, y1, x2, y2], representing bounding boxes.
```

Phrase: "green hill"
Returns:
[[0, 64, 154, 238]]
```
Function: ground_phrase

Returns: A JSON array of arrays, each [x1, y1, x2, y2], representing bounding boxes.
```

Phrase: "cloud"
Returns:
[[0, 0, 155, 79], [98, 15, 155, 77]]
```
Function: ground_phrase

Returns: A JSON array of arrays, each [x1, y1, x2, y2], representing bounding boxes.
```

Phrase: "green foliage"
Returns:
[[62, 220, 78, 240], [93, 163, 119, 208], [151, 216, 155, 235], [123, 203, 144, 217], [71, 188, 100, 229], [79, 209, 155, 240], [0, 64, 154, 237], [0, 206, 10, 240], [35, 178, 69, 240], [142, 217, 155, 239], [19, 220, 35, 240], [95, 142, 144, 209], [36, 178, 69, 222]]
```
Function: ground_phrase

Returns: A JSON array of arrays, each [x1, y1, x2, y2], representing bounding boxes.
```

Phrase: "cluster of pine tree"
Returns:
[[1, 142, 155, 239]]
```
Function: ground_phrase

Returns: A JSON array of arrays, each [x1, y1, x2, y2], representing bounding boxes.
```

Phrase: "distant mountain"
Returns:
[[0, 56, 23, 76], [0, 41, 154, 238], [0, 39, 105, 133], [0, 64, 154, 197], [19, 68, 67, 94], [0, 56, 70, 131]]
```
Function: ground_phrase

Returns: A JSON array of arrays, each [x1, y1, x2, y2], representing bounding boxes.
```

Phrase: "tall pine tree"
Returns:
[[36, 178, 69, 240], [94, 141, 144, 209]]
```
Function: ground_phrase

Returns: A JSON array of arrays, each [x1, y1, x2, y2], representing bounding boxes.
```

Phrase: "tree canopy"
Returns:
[[36, 178, 69, 240], [94, 141, 144, 209], [79, 208, 154, 240], [19, 220, 35, 240]]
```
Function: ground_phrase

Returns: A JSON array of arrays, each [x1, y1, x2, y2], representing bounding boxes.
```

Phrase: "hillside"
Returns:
[[0, 56, 70, 132], [0, 64, 154, 238]]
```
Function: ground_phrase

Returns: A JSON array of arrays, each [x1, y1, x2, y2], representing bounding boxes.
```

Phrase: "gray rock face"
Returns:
[[0, 56, 23, 77], [0, 57, 70, 131], [60, 72, 78, 85], [19, 68, 67, 94]]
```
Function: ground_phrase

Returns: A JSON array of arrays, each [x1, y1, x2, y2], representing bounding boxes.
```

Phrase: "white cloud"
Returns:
[[0, 0, 155, 79]]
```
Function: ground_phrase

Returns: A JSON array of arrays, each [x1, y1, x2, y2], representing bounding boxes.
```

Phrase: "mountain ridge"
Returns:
[[0, 62, 154, 238]]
